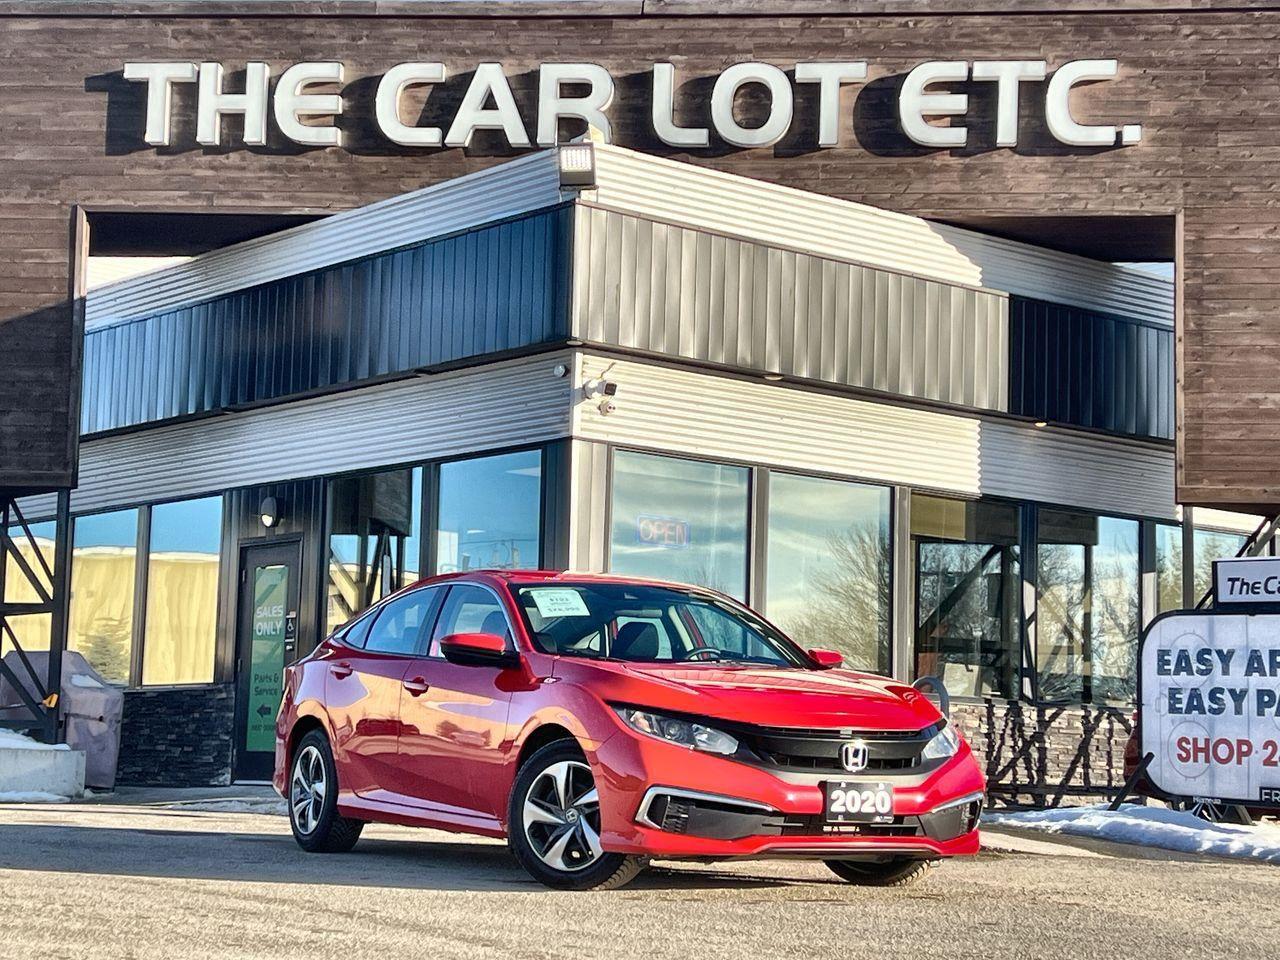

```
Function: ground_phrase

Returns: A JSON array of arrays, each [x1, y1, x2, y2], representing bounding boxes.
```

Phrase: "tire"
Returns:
[[507, 740, 644, 891], [288, 729, 365, 853], [825, 857, 937, 887]]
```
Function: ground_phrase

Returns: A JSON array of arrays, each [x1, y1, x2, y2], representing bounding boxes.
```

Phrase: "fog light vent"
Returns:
[[660, 797, 692, 834]]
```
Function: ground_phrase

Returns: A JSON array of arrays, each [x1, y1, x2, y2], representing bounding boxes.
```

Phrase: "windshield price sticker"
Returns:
[[1140, 612, 1280, 808], [529, 588, 592, 619]]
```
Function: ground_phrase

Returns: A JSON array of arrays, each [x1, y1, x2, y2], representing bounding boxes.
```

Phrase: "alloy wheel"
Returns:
[[521, 760, 603, 872], [290, 743, 327, 835]]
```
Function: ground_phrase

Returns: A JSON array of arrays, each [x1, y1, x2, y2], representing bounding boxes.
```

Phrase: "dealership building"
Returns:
[[3, 1, 1280, 804]]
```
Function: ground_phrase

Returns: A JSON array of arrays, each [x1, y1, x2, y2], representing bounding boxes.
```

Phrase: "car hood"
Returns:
[[556, 660, 942, 731]]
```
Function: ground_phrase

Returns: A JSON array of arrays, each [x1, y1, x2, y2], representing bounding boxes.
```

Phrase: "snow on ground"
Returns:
[[0, 791, 70, 803], [161, 797, 288, 816], [986, 803, 1280, 864], [0, 729, 70, 751]]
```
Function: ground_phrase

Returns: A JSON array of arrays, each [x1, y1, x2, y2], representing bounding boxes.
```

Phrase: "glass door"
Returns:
[[233, 539, 301, 781]]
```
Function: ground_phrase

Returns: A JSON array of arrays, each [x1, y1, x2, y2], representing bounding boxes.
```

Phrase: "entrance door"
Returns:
[[233, 539, 302, 782]]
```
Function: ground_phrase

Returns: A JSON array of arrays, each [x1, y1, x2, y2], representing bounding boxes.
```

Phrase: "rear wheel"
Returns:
[[508, 740, 644, 890], [288, 729, 364, 853], [825, 857, 936, 887]]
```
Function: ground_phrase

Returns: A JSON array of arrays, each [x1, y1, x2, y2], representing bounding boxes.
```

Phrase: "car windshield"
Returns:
[[513, 582, 809, 667]]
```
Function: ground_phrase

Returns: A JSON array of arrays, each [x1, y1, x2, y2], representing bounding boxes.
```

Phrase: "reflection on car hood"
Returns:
[[566, 660, 941, 731]]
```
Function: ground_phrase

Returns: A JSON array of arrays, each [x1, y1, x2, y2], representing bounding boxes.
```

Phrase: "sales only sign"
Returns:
[[1140, 611, 1280, 808]]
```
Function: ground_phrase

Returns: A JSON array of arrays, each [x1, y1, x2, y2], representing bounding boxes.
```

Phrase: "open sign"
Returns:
[[636, 514, 691, 549]]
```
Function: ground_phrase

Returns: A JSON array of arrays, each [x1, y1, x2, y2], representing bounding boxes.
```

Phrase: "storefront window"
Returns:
[[69, 509, 139, 684], [1193, 527, 1247, 603], [609, 451, 750, 600], [1037, 511, 1140, 705], [2, 519, 56, 653], [142, 497, 223, 685], [765, 473, 891, 673], [912, 495, 1021, 700], [326, 467, 422, 634], [1155, 522, 1183, 613], [436, 450, 542, 574]]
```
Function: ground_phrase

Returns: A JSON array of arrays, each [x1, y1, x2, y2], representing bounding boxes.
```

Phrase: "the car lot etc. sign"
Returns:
[[1140, 611, 1280, 808], [1213, 557, 1280, 607]]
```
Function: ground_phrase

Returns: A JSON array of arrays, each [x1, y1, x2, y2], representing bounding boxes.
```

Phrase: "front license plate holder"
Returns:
[[823, 780, 895, 823]]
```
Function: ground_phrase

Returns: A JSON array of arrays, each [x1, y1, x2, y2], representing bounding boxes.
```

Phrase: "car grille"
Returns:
[[725, 721, 944, 776]]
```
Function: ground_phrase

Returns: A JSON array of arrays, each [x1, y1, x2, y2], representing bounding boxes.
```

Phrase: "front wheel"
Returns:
[[288, 729, 365, 853], [825, 857, 937, 887], [507, 740, 644, 890]]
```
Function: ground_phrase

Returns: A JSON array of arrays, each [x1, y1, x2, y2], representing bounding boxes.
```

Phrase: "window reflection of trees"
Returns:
[[1036, 517, 1140, 706], [784, 525, 891, 673]]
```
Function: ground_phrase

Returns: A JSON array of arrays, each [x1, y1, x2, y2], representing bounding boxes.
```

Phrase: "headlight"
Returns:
[[613, 707, 740, 756], [921, 724, 960, 761]]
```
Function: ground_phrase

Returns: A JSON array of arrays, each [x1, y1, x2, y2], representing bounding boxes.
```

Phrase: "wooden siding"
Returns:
[[0, 9, 1277, 506]]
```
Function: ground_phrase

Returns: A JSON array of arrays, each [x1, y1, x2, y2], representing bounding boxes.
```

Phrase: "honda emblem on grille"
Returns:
[[839, 739, 869, 773]]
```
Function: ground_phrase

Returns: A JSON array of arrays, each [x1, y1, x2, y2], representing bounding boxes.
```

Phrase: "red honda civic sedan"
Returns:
[[273, 571, 985, 890]]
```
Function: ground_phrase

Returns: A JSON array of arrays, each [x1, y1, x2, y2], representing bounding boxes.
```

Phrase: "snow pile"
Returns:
[[986, 803, 1280, 864], [0, 729, 70, 751], [163, 797, 288, 816], [0, 791, 70, 804]]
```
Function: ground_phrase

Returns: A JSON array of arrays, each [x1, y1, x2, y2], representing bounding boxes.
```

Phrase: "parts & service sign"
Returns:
[[1141, 612, 1280, 807]]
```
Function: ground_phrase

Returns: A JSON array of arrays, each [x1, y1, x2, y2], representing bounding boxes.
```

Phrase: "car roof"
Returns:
[[404, 569, 712, 593]]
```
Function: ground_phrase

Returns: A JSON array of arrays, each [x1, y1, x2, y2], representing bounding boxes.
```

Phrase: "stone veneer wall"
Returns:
[[951, 700, 1134, 808], [116, 684, 235, 787]]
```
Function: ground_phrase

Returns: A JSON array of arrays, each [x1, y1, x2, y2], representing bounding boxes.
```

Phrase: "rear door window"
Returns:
[[364, 587, 441, 656]]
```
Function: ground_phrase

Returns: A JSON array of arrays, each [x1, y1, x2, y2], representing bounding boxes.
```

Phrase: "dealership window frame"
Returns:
[[603, 445, 899, 676], [319, 442, 551, 637], [597, 443, 1255, 709], [59, 494, 227, 690]]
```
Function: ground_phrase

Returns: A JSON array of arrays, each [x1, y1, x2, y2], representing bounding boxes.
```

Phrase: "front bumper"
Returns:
[[592, 727, 986, 860]]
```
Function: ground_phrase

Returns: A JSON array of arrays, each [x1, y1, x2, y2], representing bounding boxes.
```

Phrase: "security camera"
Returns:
[[598, 398, 617, 415], [582, 378, 619, 400]]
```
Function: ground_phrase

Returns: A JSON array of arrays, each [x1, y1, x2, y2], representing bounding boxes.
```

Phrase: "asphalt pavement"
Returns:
[[0, 795, 1275, 960]]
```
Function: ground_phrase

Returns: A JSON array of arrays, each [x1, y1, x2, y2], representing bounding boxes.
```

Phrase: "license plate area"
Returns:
[[823, 780, 895, 823]]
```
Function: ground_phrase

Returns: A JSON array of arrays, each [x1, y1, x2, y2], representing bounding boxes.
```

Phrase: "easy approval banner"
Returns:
[[1140, 612, 1280, 808]]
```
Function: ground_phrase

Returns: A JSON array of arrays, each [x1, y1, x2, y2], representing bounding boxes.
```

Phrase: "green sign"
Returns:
[[245, 564, 288, 753]]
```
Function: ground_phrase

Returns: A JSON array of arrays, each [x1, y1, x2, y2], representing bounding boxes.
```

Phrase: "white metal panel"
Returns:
[[572, 352, 1178, 519], [588, 145, 1174, 326], [1194, 508, 1266, 535], [19, 354, 575, 518], [976, 422, 1176, 520], [84, 151, 566, 331]]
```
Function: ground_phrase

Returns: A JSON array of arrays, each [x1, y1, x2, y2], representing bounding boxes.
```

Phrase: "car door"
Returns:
[[325, 586, 442, 802], [396, 583, 518, 823]]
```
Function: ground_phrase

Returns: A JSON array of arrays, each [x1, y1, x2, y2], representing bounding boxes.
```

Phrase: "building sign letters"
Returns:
[[121, 59, 1144, 152]]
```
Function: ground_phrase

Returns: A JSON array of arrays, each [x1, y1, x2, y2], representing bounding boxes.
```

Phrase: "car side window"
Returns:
[[431, 585, 511, 656], [364, 587, 440, 656], [338, 608, 378, 649]]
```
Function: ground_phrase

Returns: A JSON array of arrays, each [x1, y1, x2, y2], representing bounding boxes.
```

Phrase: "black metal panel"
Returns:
[[1009, 296, 1173, 441], [82, 207, 573, 435]]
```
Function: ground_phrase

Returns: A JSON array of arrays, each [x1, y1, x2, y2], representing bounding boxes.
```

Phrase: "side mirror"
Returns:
[[439, 632, 522, 669], [808, 648, 843, 669]]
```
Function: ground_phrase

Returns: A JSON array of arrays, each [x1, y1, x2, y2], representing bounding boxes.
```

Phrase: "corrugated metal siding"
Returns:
[[572, 353, 1177, 520], [1009, 296, 1174, 440], [81, 207, 573, 434], [85, 151, 565, 331], [572, 206, 1008, 412], [20, 354, 575, 519], [568, 436, 611, 573], [588, 145, 1174, 326]]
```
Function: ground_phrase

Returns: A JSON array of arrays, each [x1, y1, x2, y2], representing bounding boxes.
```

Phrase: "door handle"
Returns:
[[330, 661, 353, 679], [402, 677, 430, 697]]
